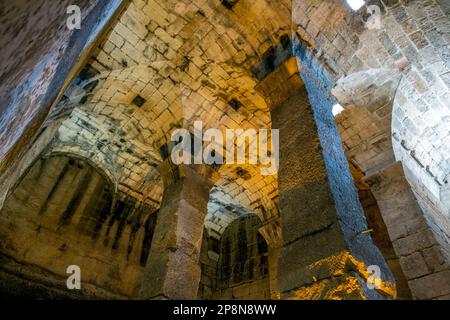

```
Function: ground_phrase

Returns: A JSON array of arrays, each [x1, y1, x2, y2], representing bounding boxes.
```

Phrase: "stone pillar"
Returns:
[[259, 218, 282, 300], [365, 162, 450, 300], [139, 162, 218, 300], [350, 162, 412, 299], [257, 57, 395, 300]]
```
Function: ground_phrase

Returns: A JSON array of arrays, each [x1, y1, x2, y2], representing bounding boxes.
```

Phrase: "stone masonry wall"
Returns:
[[350, 162, 412, 299], [0, 0, 125, 214], [52, 106, 163, 205], [0, 155, 158, 299], [199, 215, 270, 300], [293, 0, 450, 252]]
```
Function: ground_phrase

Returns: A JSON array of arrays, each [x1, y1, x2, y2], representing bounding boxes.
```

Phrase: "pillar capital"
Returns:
[[158, 160, 219, 190], [255, 57, 303, 110]]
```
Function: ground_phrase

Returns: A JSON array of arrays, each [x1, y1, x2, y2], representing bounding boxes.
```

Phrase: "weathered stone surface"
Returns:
[[366, 162, 450, 299], [294, 2, 450, 288], [140, 164, 218, 299], [350, 162, 412, 299], [0, 0, 448, 301], [199, 215, 271, 300], [0, 0, 125, 209], [269, 62, 394, 299], [0, 155, 157, 298], [408, 270, 450, 300]]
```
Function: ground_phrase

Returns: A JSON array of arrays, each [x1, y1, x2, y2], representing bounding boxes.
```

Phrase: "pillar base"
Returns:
[[281, 251, 395, 300], [365, 161, 450, 300]]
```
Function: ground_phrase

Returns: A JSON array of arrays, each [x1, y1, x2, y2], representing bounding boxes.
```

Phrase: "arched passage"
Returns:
[[293, 0, 450, 299], [199, 201, 270, 300]]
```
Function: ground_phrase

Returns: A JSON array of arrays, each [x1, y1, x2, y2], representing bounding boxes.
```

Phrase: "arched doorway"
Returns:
[[199, 202, 270, 300]]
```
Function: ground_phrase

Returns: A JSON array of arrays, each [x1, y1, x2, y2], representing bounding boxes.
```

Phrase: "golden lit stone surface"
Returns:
[[286, 252, 396, 300]]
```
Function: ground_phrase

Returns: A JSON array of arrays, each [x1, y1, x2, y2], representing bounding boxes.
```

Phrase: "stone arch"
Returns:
[[291, 0, 450, 298], [331, 68, 419, 299], [52, 107, 164, 206], [333, 68, 450, 300], [205, 193, 255, 239], [66, 59, 272, 155], [332, 67, 402, 174], [203, 159, 281, 299], [68, 64, 183, 151], [199, 205, 270, 300], [213, 164, 279, 226], [0, 154, 159, 299], [45, 152, 118, 192]]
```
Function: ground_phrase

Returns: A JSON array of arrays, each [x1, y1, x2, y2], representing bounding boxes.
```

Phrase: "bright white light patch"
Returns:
[[346, 0, 365, 11], [332, 104, 345, 117]]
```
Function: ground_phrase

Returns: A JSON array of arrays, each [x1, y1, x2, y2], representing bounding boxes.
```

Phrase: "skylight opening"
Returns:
[[332, 104, 345, 117], [346, 0, 365, 11]]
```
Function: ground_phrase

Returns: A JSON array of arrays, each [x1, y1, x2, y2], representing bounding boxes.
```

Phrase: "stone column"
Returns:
[[259, 218, 282, 299], [365, 162, 450, 300], [257, 57, 395, 300], [139, 162, 218, 300]]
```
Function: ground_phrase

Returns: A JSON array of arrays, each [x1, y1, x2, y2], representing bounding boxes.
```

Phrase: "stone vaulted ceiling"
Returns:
[[56, 0, 292, 226]]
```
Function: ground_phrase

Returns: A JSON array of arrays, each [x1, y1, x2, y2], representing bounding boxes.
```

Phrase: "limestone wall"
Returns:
[[294, 0, 449, 231], [199, 215, 270, 300], [0, 155, 158, 298], [0, 0, 125, 217]]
